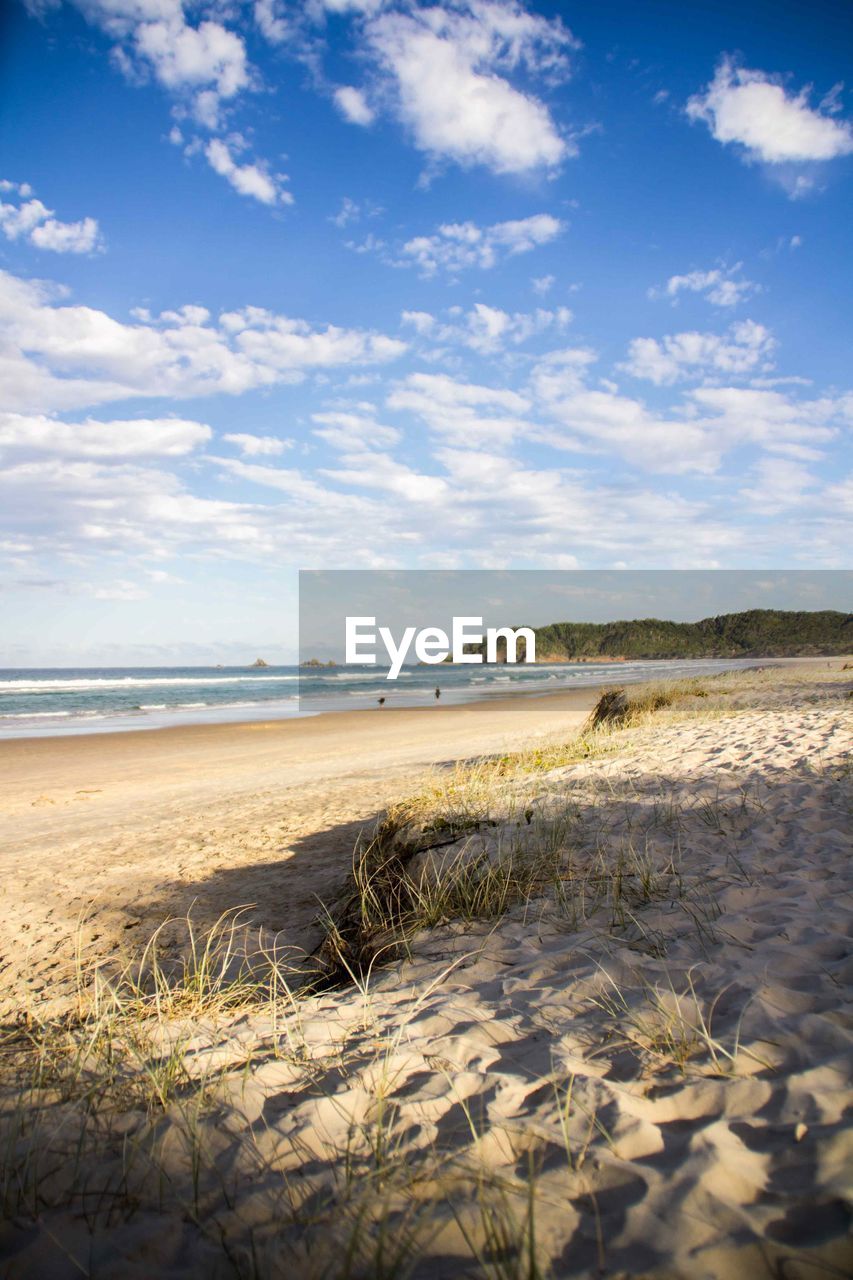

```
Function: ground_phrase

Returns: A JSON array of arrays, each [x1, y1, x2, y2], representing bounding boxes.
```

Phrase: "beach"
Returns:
[[1, 661, 851, 1278], [0, 687, 601, 1021]]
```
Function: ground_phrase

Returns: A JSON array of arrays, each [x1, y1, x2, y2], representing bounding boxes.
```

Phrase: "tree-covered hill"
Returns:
[[481, 609, 852, 661]]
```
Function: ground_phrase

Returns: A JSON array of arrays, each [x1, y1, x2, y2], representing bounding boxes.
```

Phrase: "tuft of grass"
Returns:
[[587, 968, 773, 1078], [313, 667, 813, 989], [314, 814, 566, 988]]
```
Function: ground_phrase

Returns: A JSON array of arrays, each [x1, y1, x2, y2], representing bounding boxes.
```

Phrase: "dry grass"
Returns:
[[311, 665, 841, 986], [2, 662, 850, 1276]]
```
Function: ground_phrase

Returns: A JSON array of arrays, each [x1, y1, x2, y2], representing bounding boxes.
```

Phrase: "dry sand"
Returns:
[[1, 662, 851, 1279], [0, 688, 599, 1020]]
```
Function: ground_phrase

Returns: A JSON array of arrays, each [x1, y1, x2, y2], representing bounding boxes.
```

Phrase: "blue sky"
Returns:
[[1, 0, 851, 663]]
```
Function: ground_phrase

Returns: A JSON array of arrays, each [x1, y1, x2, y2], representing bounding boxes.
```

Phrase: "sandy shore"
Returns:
[[1, 662, 851, 1279], [0, 687, 600, 1020]]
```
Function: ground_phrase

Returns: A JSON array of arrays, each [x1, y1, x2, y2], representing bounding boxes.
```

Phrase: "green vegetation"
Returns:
[[475, 608, 851, 661]]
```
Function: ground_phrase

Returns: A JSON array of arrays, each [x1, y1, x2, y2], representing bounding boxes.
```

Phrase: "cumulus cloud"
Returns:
[[530, 349, 721, 474], [253, 0, 290, 45], [334, 85, 375, 125], [58, 1, 298, 205], [650, 264, 757, 308], [30, 217, 102, 253], [690, 384, 849, 448], [0, 412, 211, 457], [364, 2, 577, 174], [737, 456, 820, 515], [317, 419, 449, 502], [2, 373, 849, 583], [328, 196, 383, 228], [311, 410, 402, 451], [0, 269, 407, 414], [531, 274, 555, 295], [620, 320, 776, 385], [133, 18, 249, 100], [387, 371, 533, 445], [398, 213, 564, 275], [205, 138, 292, 205], [0, 431, 742, 580], [72, 0, 251, 129], [687, 58, 853, 165], [223, 432, 293, 456], [0, 180, 103, 254], [531, 348, 847, 474], [401, 302, 572, 353]]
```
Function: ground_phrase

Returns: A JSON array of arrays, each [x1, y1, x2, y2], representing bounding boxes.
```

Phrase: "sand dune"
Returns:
[[0, 689, 598, 1021], [1, 663, 851, 1278]]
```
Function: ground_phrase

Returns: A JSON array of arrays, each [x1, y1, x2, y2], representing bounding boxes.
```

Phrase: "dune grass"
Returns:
[[1, 663, 850, 1276], [311, 666, 805, 985]]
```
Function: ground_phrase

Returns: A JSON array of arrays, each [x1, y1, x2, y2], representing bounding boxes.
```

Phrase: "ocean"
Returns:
[[0, 657, 764, 737]]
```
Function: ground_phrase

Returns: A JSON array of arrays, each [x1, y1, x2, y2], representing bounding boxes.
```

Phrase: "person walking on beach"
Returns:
[[435, 687, 441, 702], [378, 696, 385, 708]]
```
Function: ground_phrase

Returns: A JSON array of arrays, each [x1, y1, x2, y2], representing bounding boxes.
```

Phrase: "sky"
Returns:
[[0, 0, 851, 664]]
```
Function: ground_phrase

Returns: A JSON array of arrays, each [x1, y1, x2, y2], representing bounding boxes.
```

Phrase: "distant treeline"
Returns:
[[479, 609, 852, 662]]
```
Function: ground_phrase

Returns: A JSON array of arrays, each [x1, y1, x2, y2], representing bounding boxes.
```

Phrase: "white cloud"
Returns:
[[531, 274, 555, 295], [330, 197, 361, 228], [364, 3, 576, 174], [30, 217, 102, 254], [345, 231, 387, 255], [689, 385, 849, 451], [402, 301, 571, 353], [737, 456, 818, 514], [0, 412, 211, 457], [399, 213, 564, 275], [313, 0, 388, 14], [620, 320, 775, 385], [223, 432, 293, 456], [311, 410, 401, 451], [318, 425, 449, 502], [334, 85, 375, 125], [531, 349, 721, 474], [400, 310, 436, 335], [0, 181, 103, 254], [2, 372, 849, 583], [63, 1, 293, 205], [651, 264, 757, 308], [73, 1, 250, 128], [328, 195, 385, 228], [0, 269, 407, 414], [0, 195, 51, 240], [687, 58, 853, 164], [254, 0, 290, 45], [388, 371, 532, 445], [323, 456, 448, 503], [133, 18, 249, 98], [205, 138, 292, 205], [530, 347, 847, 475]]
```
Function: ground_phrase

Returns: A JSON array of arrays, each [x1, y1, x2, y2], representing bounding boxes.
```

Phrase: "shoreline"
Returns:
[[0, 683, 604, 1021], [0, 653, 823, 742], [0, 682, 603, 758], [0, 658, 847, 1024]]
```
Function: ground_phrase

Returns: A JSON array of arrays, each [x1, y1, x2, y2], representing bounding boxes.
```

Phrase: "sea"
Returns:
[[0, 657, 765, 738]]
